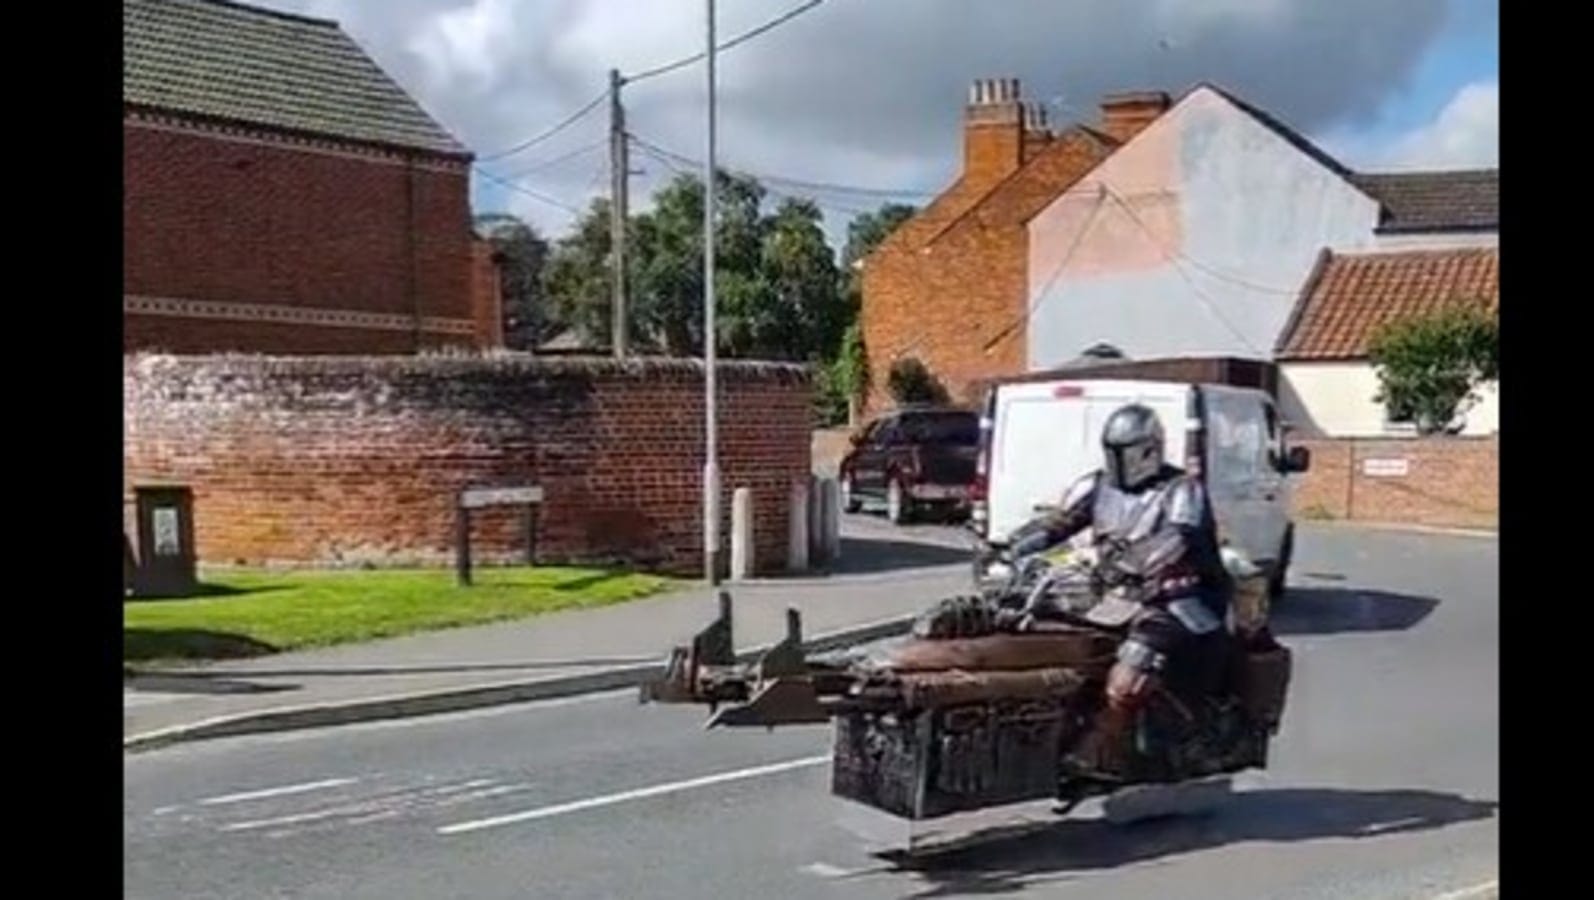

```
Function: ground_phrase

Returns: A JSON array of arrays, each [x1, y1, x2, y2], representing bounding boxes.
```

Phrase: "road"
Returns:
[[125, 524, 1497, 899]]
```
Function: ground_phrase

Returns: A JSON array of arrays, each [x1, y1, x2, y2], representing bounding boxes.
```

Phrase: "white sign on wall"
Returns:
[[1362, 458, 1410, 478]]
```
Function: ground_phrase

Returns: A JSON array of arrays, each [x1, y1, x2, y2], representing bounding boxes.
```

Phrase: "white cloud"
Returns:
[[1384, 79, 1498, 170], [406, 0, 520, 95]]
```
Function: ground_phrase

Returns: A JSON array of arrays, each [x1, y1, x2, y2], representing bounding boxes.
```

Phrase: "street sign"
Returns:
[[461, 486, 545, 509], [456, 485, 545, 585], [1362, 458, 1410, 477]]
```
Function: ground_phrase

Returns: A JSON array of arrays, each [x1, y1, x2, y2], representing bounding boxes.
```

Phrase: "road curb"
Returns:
[[1300, 520, 1497, 540], [123, 613, 915, 754]]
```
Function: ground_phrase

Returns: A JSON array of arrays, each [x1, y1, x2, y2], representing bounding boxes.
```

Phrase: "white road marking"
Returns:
[[222, 779, 496, 832], [199, 777, 358, 806], [438, 755, 830, 835], [802, 862, 854, 878], [1433, 880, 1498, 900]]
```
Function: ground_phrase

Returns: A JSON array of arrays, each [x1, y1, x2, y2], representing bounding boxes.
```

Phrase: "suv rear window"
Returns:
[[898, 412, 979, 445]]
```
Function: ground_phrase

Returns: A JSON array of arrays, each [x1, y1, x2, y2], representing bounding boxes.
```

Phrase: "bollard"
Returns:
[[817, 477, 842, 564], [730, 487, 755, 581], [807, 474, 823, 563], [788, 479, 810, 573]]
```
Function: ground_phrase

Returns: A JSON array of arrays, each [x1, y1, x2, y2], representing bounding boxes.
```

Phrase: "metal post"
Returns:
[[609, 68, 629, 358], [456, 503, 473, 587], [702, 0, 721, 585]]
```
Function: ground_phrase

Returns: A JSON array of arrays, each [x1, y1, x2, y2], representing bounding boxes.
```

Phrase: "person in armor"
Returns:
[[926, 403, 1232, 777]]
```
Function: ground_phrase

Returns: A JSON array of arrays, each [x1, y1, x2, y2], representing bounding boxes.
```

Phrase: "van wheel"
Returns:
[[841, 475, 861, 514], [1269, 526, 1294, 603], [886, 479, 914, 525]]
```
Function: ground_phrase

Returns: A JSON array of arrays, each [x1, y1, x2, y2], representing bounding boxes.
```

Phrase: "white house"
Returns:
[[1020, 84, 1498, 436], [1274, 247, 1499, 437]]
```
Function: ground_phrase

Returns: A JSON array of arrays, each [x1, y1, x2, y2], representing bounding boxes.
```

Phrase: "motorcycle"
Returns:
[[638, 543, 1292, 852]]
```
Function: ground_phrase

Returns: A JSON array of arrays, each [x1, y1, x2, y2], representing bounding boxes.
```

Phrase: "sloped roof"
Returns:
[[1200, 85, 1498, 234], [124, 0, 469, 157], [1276, 248, 1499, 361], [1351, 170, 1499, 233]]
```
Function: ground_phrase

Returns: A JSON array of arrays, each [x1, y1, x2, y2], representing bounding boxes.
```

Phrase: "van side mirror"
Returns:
[[1282, 446, 1311, 473]]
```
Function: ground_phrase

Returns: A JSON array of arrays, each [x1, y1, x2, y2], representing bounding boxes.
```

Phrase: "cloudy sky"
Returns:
[[258, 0, 1499, 244]]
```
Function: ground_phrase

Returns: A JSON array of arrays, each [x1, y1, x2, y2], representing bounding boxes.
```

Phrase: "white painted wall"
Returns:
[[1025, 87, 1383, 368], [1372, 231, 1498, 251], [1278, 360, 1499, 438]]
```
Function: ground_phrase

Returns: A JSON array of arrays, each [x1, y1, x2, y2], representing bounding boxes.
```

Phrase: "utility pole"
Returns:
[[702, 0, 720, 585], [608, 67, 629, 358]]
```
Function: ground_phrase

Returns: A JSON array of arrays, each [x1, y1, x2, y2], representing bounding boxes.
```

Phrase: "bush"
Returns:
[[887, 357, 950, 406], [1368, 306, 1498, 435]]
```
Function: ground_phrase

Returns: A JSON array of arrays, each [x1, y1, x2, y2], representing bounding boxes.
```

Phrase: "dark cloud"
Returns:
[[257, 0, 1451, 235]]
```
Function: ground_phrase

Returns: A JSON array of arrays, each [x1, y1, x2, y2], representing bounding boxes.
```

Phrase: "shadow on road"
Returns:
[[124, 628, 280, 663], [1272, 588, 1439, 636], [894, 787, 1496, 897], [125, 673, 299, 696]]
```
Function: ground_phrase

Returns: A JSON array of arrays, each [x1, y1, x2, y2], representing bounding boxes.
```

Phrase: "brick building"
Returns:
[[859, 79, 1168, 409], [123, 0, 501, 354]]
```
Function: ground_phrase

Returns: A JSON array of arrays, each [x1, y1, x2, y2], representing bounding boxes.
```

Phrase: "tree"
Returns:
[[540, 198, 614, 349], [886, 356, 950, 406], [1368, 305, 1499, 435], [841, 203, 917, 273], [474, 213, 550, 350]]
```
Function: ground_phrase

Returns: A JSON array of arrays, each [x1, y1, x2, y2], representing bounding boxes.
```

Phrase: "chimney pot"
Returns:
[[1099, 90, 1172, 142]]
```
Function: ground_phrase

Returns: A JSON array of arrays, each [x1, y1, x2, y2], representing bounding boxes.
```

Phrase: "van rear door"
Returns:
[[1198, 385, 1287, 566], [986, 379, 1189, 545]]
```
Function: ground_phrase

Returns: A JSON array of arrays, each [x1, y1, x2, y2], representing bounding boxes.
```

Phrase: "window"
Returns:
[[899, 412, 980, 445]]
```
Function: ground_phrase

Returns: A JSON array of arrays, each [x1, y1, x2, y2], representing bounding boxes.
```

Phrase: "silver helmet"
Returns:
[[1101, 404, 1165, 490]]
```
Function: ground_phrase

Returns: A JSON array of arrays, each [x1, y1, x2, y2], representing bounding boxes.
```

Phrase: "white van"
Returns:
[[971, 378, 1311, 599]]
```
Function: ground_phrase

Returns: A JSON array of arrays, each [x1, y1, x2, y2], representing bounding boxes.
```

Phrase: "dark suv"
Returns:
[[839, 407, 980, 524]]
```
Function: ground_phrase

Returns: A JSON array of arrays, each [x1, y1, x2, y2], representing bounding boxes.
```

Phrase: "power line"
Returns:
[[624, 0, 826, 85], [630, 139, 875, 219], [473, 166, 584, 215], [1099, 185, 1264, 354], [979, 189, 1109, 354], [1098, 185, 1300, 296], [478, 90, 607, 162], [630, 133, 933, 202], [501, 139, 606, 180]]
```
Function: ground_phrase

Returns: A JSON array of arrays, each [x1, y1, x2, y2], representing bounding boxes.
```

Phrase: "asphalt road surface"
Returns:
[[125, 525, 1497, 899]]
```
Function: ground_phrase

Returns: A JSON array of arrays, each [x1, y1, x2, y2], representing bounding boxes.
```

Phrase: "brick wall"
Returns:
[[1291, 436, 1498, 530], [124, 116, 476, 354], [470, 239, 505, 349], [124, 355, 812, 576], [860, 131, 1110, 412]]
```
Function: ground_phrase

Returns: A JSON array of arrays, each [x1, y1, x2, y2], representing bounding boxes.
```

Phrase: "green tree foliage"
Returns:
[[1368, 306, 1499, 434], [473, 213, 550, 350]]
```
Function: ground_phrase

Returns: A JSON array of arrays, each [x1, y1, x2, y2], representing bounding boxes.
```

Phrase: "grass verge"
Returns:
[[125, 566, 676, 664]]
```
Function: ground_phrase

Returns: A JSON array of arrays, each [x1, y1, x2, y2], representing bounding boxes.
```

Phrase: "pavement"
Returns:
[[124, 523, 1498, 899], [124, 515, 977, 749]]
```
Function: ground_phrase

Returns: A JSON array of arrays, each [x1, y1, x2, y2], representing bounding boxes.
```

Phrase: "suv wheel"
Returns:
[[841, 475, 861, 514], [886, 478, 914, 525]]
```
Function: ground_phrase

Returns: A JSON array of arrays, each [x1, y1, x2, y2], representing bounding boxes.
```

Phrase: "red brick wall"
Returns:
[[470, 240, 505, 349], [124, 355, 812, 576], [860, 132, 1110, 412], [124, 115, 475, 353], [1291, 436, 1498, 530]]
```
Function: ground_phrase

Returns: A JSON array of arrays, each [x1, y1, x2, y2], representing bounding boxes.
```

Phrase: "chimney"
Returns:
[[1021, 101, 1053, 161], [964, 77, 1026, 184], [1098, 90, 1172, 142]]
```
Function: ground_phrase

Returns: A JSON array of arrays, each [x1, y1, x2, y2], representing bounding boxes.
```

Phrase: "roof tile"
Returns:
[[1276, 248, 1499, 360], [124, 0, 468, 157]]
